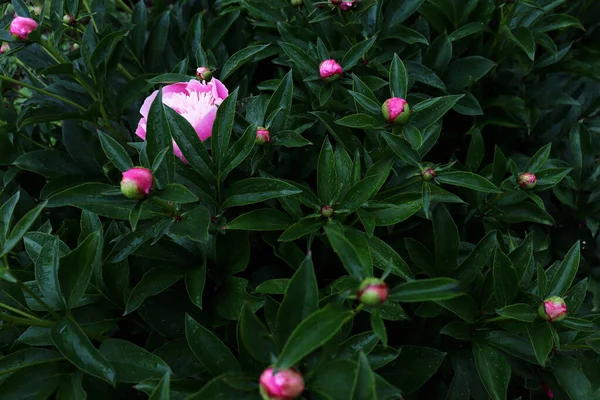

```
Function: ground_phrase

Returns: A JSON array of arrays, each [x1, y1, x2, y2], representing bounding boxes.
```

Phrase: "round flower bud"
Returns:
[[259, 367, 304, 400], [538, 296, 567, 322], [32, 6, 42, 15], [518, 172, 537, 189], [340, 0, 358, 10], [63, 14, 76, 25], [196, 66, 213, 81], [120, 167, 154, 200], [320, 205, 334, 218], [10, 16, 39, 41], [71, 43, 80, 51], [422, 168, 436, 181], [319, 59, 343, 82], [0, 43, 9, 54], [382, 98, 410, 125], [291, 0, 304, 6], [357, 278, 388, 306], [256, 127, 270, 145]]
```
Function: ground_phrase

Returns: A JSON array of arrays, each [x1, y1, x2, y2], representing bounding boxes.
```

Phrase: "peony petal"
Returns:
[[192, 107, 218, 142], [139, 90, 158, 119], [135, 118, 147, 140]]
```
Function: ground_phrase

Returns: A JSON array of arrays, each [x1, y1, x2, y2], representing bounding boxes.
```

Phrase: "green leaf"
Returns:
[[275, 305, 354, 370], [386, 346, 446, 395], [473, 343, 510, 400], [349, 91, 380, 115], [240, 303, 278, 363], [278, 218, 325, 242], [167, 106, 215, 183], [404, 125, 422, 149], [389, 278, 463, 302], [533, 14, 584, 33], [384, 0, 425, 29], [411, 95, 463, 130], [455, 231, 497, 285], [51, 318, 116, 385], [56, 371, 87, 400], [98, 132, 133, 172], [547, 241, 580, 296], [276, 254, 318, 344], [370, 200, 423, 226], [445, 367, 470, 400], [366, 235, 412, 279], [325, 227, 371, 279], [335, 114, 382, 129], [145, 89, 175, 185], [527, 321, 553, 366], [148, 373, 170, 400], [35, 237, 64, 309], [212, 88, 239, 178], [524, 143, 551, 172], [107, 219, 170, 262], [340, 175, 385, 213], [154, 184, 199, 204], [170, 205, 210, 243], [341, 36, 377, 71], [265, 71, 293, 133], [226, 209, 293, 231], [389, 54, 408, 98], [449, 22, 486, 41], [222, 178, 302, 208], [552, 354, 594, 400], [433, 205, 459, 274], [466, 128, 484, 171], [124, 267, 185, 315], [0, 363, 63, 400], [222, 124, 257, 181], [59, 231, 101, 308], [278, 41, 317, 75], [317, 137, 337, 205], [0, 192, 20, 242], [99, 339, 171, 383], [558, 317, 598, 332], [370, 310, 387, 347], [271, 130, 312, 148], [436, 171, 501, 193], [185, 314, 241, 376], [496, 304, 536, 322], [131, 1, 147, 58], [492, 249, 519, 307], [506, 27, 536, 60], [2, 201, 47, 256], [0, 348, 62, 375], [381, 132, 422, 166], [221, 44, 270, 80], [204, 11, 240, 50], [351, 352, 377, 400], [444, 57, 496, 89]]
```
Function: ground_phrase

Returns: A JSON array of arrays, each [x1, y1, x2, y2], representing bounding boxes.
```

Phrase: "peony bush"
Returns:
[[1, 0, 600, 399]]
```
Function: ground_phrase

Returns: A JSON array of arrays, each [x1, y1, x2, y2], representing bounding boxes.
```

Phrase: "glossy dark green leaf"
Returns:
[[370, 309, 387, 347], [278, 41, 317, 75], [524, 143, 551, 173], [496, 304, 536, 322], [2, 201, 47, 256], [335, 114, 382, 129], [59, 231, 101, 308], [384, 0, 425, 29], [547, 241, 580, 296], [0, 363, 63, 400], [0, 192, 20, 241], [444, 57, 496, 89], [212, 88, 239, 178], [433, 205, 459, 274], [221, 44, 270, 80], [337, 332, 379, 360], [98, 132, 133, 172], [35, 237, 65, 309], [389, 54, 408, 99], [325, 227, 371, 279], [131, 0, 147, 58], [473, 343, 510, 400], [533, 14, 584, 33], [366, 235, 412, 279], [552, 354, 593, 400], [108, 219, 170, 263], [317, 137, 337, 205], [185, 314, 240, 376], [278, 218, 325, 242], [148, 372, 170, 400], [223, 178, 301, 208], [0, 348, 62, 375], [154, 184, 199, 204], [124, 267, 185, 315], [186, 265, 206, 309], [493, 249, 519, 307], [265, 71, 293, 134], [99, 339, 171, 383], [204, 11, 240, 50], [466, 128, 484, 171], [170, 205, 210, 243], [146, 89, 175, 185], [351, 352, 377, 400], [51, 318, 116, 385], [370, 200, 423, 226], [436, 171, 501, 193], [56, 371, 86, 400], [222, 124, 257, 180], [275, 305, 354, 370], [227, 209, 293, 231], [241, 303, 278, 363], [455, 231, 497, 285], [381, 132, 422, 166], [389, 278, 463, 302], [383, 346, 445, 395], [341, 36, 377, 71], [527, 321, 553, 366], [411, 95, 463, 130]]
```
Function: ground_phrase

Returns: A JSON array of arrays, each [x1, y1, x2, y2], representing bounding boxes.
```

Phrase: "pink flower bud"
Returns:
[[422, 168, 436, 181], [71, 43, 80, 51], [10, 16, 39, 41], [259, 367, 304, 400], [121, 167, 154, 200], [538, 296, 567, 322], [291, 0, 304, 5], [340, 0, 358, 10], [382, 98, 410, 125], [196, 66, 212, 81], [357, 278, 388, 306], [63, 14, 76, 25], [320, 205, 334, 218], [541, 382, 554, 399], [319, 59, 343, 82], [518, 172, 536, 189], [0, 43, 9, 54], [256, 127, 270, 145]]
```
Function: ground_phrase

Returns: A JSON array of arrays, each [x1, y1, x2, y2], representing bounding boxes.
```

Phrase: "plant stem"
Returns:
[[117, 64, 134, 81], [0, 75, 86, 111], [0, 313, 53, 327], [0, 302, 45, 322]]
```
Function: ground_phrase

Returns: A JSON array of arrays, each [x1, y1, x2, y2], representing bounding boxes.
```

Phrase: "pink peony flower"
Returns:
[[136, 79, 228, 162], [319, 59, 343, 82], [382, 97, 410, 125], [259, 367, 304, 400], [519, 172, 537, 189], [357, 278, 388, 306], [10, 16, 38, 41], [0, 43, 9, 54], [538, 296, 567, 322], [121, 167, 154, 200], [340, 0, 358, 10], [256, 127, 270, 145]]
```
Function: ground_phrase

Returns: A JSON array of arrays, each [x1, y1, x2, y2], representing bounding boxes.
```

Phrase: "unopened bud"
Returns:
[[0, 43, 9, 54], [538, 296, 567, 322], [196, 66, 213, 81], [320, 205, 334, 218], [357, 278, 388, 306], [9, 16, 38, 41], [256, 127, 270, 145], [291, 0, 304, 6], [518, 172, 537, 189], [382, 98, 410, 125], [422, 168, 435, 181], [121, 167, 154, 200], [259, 367, 304, 400], [340, 0, 358, 10], [319, 59, 343, 82], [63, 14, 76, 25]]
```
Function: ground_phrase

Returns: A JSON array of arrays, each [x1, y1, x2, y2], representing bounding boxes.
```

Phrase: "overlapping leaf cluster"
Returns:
[[1, 0, 600, 399]]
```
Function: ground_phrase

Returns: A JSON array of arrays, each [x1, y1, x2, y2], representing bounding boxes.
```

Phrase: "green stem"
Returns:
[[0, 75, 86, 111], [354, 304, 365, 315], [117, 64, 134, 81], [0, 313, 53, 327], [0, 302, 45, 322], [39, 40, 65, 64]]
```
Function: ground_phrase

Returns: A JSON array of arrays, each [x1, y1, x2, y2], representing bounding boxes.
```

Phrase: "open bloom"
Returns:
[[538, 296, 567, 322], [136, 79, 228, 162], [382, 98, 410, 125], [319, 59, 343, 82], [519, 172, 537, 189], [260, 367, 304, 400], [121, 167, 153, 200], [357, 278, 388, 306], [10, 16, 38, 41]]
